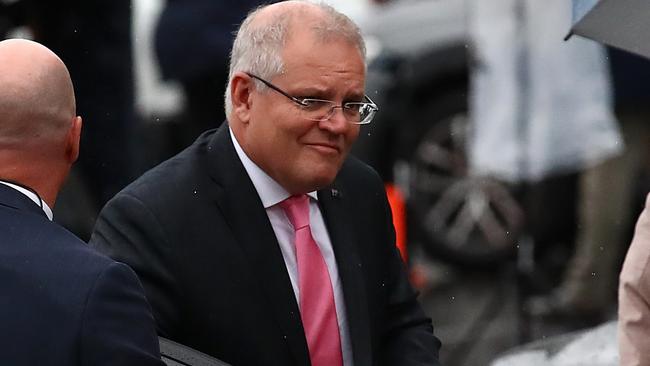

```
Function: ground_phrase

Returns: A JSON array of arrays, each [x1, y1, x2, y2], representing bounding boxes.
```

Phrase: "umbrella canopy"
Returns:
[[569, 0, 650, 59]]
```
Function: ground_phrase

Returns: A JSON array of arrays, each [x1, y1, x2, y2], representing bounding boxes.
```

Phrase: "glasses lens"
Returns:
[[299, 99, 377, 124], [300, 100, 335, 120], [344, 103, 365, 123], [348, 103, 376, 124]]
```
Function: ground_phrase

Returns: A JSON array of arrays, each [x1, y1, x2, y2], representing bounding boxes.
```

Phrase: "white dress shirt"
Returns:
[[229, 128, 353, 366], [0, 180, 53, 220]]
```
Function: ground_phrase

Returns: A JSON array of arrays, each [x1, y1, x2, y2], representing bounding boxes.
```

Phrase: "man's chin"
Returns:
[[311, 163, 343, 188], [283, 160, 344, 194], [293, 171, 338, 194]]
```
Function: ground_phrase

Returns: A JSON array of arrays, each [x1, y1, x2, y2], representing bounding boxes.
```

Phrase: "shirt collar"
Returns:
[[229, 127, 318, 208], [0, 180, 54, 220]]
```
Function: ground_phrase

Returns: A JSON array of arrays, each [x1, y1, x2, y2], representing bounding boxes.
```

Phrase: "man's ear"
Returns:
[[65, 116, 82, 163], [230, 72, 254, 124]]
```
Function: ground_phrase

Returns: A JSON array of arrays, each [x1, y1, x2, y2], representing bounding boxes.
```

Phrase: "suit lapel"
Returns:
[[204, 126, 310, 365], [318, 186, 372, 366]]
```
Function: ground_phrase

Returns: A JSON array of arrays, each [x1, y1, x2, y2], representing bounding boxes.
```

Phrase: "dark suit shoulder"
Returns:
[[0, 207, 135, 316], [116, 128, 218, 212], [1, 204, 113, 270], [0, 206, 163, 365]]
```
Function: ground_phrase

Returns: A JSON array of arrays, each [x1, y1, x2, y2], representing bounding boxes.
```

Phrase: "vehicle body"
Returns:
[[490, 321, 617, 366], [160, 337, 230, 366]]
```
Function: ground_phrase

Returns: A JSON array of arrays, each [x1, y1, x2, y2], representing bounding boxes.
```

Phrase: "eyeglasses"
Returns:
[[246, 73, 378, 125]]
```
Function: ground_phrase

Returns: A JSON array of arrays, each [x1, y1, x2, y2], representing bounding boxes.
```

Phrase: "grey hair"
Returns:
[[224, 1, 366, 118]]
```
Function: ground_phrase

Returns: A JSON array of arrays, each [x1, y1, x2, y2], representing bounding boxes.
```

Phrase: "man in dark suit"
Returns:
[[0, 39, 164, 366], [90, 2, 442, 365]]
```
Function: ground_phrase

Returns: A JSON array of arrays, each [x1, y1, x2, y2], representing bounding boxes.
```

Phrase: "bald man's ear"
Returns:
[[231, 73, 254, 124], [65, 116, 82, 163]]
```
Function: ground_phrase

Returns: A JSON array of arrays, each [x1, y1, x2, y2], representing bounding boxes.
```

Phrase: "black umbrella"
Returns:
[[567, 0, 650, 59]]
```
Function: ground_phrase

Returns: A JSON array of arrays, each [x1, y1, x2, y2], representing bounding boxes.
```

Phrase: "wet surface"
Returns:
[[414, 253, 616, 366]]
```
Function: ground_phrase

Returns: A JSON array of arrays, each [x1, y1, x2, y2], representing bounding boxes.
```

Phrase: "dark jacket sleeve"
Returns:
[[347, 160, 442, 366], [90, 192, 182, 338], [80, 261, 165, 366], [378, 187, 442, 366]]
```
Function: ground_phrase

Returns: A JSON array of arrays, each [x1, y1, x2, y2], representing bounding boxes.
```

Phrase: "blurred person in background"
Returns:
[[0, 1, 25, 35], [546, 49, 650, 326], [468, 0, 625, 325], [154, 0, 279, 152], [1, 0, 135, 240], [90, 2, 442, 365], [0, 39, 163, 366]]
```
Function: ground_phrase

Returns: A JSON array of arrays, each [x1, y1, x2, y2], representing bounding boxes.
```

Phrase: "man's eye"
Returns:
[[300, 99, 315, 106], [300, 99, 326, 110]]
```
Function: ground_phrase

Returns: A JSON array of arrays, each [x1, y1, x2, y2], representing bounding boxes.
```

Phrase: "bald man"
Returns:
[[0, 39, 164, 366], [91, 2, 442, 366]]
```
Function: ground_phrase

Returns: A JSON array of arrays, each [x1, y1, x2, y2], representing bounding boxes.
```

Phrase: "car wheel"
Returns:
[[401, 89, 525, 267]]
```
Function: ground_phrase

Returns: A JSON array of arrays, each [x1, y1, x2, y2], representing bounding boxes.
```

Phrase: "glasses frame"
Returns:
[[245, 72, 378, 125]]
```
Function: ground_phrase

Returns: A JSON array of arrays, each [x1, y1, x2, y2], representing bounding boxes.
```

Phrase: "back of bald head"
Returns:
[[0, 39, 76, 149]]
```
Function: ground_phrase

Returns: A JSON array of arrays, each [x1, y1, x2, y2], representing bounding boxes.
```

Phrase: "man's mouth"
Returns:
[[306, 142, 341, 154]]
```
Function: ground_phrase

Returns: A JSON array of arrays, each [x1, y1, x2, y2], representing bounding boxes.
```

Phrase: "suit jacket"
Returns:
[[619, 192, 650, 366], [0, 184, 164, 366], [90, 125, 442, 366]]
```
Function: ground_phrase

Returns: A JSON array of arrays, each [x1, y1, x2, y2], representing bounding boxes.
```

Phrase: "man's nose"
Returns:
[[319, 107, 350, 133]]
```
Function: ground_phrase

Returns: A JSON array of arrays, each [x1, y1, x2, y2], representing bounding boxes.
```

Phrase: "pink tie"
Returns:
[[280, 195, 343, 366]]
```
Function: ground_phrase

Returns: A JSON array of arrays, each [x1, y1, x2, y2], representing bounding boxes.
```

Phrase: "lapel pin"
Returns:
[[331, 188, 340, 198]]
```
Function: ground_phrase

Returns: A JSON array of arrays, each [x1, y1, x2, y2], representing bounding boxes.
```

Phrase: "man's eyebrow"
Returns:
[[292, 87, 366, 101], [291, 85, 330, 96], [347, 92, 365, 101]]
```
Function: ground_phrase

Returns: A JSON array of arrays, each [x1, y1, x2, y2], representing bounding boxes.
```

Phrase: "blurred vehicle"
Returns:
[[160, 337, 230, 366], [351, 0, 526, 266], [489, 321, 617, 366]]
